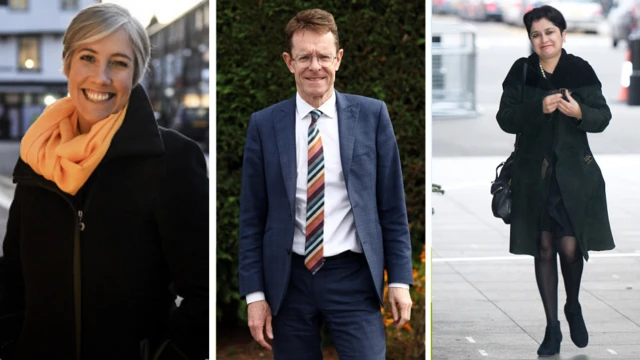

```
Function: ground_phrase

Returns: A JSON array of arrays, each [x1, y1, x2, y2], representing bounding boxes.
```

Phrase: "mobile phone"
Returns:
[[559, 88, 569, 101], [548, 88, 569, 101]]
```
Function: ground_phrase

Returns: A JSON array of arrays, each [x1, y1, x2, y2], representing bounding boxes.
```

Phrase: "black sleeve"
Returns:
[[496, 59, 546, 135], [153, 131, 209, 360], [574, 63, 611, 133], [0, 185, 25, 359]]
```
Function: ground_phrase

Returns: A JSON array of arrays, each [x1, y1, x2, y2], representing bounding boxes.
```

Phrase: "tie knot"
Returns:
[[310, 109, 322, 123]]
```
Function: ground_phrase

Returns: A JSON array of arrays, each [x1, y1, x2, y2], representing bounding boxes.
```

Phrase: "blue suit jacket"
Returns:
[[238, 91, 413, 316]]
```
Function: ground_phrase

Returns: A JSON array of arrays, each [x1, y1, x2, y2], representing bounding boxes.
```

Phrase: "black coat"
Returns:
[[497, 49, 615, 260], [0, 85, 209, 360]]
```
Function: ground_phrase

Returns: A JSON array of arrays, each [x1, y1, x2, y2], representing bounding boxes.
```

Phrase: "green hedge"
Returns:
[[216, 0, 425, 327]]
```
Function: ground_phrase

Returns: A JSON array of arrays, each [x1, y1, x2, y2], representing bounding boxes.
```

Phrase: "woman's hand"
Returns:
[[542, 93, 563, 114], [557, 91, 583, 120]]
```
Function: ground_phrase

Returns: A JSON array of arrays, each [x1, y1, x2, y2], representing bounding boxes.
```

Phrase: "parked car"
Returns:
[[608, 0, 639, 46], [502, 0, 544, 25], [459, 0, 506, 21], [434, 0, 459, 14], [545, 0, 604, 33], [170, 105, 209, 144]]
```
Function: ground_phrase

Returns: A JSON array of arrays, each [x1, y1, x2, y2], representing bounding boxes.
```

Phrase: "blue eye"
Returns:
[[113, 60, 129, 68], [80, 54, 95, 62]]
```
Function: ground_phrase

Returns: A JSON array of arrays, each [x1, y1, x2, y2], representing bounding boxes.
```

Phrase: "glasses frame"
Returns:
[[290, 53, 338, 67]]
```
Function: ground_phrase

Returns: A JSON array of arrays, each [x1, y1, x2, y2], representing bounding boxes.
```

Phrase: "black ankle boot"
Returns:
[[537, 321, 562, 356], [565, 303, 588, 348]]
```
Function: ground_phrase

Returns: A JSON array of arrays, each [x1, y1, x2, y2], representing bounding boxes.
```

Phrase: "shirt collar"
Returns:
[[296, 90, 337, 120]]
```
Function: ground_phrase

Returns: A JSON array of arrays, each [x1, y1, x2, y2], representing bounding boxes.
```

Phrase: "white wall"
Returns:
[[0, 0, 98, 34]]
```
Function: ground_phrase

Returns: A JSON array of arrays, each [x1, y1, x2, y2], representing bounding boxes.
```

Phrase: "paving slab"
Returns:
[[432, 155, 640, 359]]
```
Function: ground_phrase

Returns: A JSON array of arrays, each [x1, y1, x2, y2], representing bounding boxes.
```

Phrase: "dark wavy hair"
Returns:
[[523, 5, 567, 35]]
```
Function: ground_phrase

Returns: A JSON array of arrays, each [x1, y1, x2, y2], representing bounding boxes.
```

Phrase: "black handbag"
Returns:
[[491, 152, 515, 224], [491, 62, 527, 224]]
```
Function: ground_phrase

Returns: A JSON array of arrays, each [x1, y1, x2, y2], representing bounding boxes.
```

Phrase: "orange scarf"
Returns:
[[20, 97, 127, 195]]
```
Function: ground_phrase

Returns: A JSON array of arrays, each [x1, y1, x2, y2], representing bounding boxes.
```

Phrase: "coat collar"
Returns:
[[274, 97, 296, 214], [526, 49, 600, 90], [14, 84, 165, 183], [103, 84, 165, 161], [335, 91, 359, 187]]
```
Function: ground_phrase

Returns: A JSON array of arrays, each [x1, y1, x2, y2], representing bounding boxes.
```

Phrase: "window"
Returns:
[[61, 0, 78, 10], [195, 9, 203, 31], [18, 37, 40, 71], [9, 0, 27, 10]]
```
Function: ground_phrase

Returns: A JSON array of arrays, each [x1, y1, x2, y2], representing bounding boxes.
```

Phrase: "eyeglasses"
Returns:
[[291, 54, 337, 67]]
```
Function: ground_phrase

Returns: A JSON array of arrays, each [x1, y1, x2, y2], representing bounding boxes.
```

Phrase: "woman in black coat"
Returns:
[[0, 4, 208, 360], [496, 5, 615, 357]]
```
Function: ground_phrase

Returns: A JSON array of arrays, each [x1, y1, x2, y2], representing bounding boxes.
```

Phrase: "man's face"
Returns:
[[283, 30, 343, 108]]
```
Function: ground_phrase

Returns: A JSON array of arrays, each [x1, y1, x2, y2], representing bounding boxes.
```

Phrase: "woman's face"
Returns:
[[529, 18, 566, 61], [67, 29, 134, 128]]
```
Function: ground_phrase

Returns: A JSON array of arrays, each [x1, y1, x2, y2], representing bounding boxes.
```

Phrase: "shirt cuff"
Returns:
[[388, 283, 409, 289], [246, 291, 266, 304]]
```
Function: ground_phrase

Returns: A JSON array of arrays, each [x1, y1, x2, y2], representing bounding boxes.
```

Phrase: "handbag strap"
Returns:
[[495, 162, 504, 180], [514, 61, 527, 150]]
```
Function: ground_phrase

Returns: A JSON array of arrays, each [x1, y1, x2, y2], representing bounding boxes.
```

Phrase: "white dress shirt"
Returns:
[[246, 91, 407, 305]]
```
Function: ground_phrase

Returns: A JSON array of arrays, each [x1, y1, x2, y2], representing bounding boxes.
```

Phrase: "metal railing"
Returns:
[[432, 22, 478, 118]]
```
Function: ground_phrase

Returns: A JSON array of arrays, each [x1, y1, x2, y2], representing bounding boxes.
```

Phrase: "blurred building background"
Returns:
[[0, 0, 97, 140], [144, 0, 209, 146]]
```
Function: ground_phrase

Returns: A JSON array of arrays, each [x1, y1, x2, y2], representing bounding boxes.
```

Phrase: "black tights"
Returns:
[[535, 231, 584, 325]]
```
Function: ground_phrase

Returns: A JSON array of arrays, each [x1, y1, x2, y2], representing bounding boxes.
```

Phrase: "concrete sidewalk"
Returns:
[[432, 155, 640, 359]]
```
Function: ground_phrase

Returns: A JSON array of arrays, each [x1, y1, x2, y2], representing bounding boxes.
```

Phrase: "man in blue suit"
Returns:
[[238, 8, 414, 359]]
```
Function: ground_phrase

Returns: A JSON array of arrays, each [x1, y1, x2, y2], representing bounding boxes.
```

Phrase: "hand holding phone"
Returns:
[[543, 90, 564, 114], [557, 89, 582, 119], [559, 88, 569, 102]]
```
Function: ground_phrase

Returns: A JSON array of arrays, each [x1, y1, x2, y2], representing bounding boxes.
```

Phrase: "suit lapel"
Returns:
[[274, 97, 297, 214], [336, 91, 359, 186]]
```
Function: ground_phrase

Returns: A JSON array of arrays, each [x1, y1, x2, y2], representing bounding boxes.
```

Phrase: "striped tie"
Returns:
[[305, 109, 325, 274]]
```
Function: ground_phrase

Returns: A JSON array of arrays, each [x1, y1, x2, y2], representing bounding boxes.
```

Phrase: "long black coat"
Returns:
[[0, 85, 209, 360], [497, 49, 615, 260]]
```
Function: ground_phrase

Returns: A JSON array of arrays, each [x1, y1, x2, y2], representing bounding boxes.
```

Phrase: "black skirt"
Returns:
[[541, 166, 575, 238]]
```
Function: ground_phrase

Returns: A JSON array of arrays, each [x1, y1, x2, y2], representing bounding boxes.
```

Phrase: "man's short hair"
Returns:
[[285, 9, 340, 53]]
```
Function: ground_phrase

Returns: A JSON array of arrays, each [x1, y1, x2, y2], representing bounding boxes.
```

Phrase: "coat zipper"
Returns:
[[75, 209, 84, 360], [15, 178, 84, 360]]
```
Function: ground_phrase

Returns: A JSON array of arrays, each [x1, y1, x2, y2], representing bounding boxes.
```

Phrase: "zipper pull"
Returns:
[[78, 210, 85, 231]]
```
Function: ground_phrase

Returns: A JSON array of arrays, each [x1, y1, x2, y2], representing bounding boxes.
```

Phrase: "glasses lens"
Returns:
[[295, 55, 334, 67]]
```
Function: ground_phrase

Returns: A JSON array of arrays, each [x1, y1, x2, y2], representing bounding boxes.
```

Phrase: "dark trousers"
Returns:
[[272, 251, 385, 360]]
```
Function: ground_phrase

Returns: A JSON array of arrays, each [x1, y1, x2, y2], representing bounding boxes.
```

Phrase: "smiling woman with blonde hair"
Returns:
[[496, 5, 615, 357], [0, 3, 208, 360]]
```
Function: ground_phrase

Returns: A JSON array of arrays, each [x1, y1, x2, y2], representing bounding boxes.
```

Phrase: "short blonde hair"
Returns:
[[62, 3, 150, 85]]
